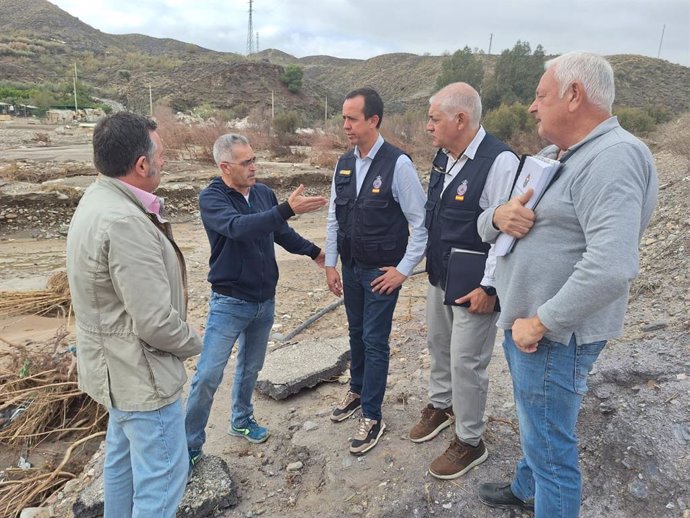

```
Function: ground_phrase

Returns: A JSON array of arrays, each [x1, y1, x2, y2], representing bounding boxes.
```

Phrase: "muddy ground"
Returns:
[[0, 119, 688, 518]]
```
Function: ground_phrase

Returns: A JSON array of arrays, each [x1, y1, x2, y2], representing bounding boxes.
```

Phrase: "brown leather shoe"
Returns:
[[428, 437, 488, 479], [409, 403, 455, 443]]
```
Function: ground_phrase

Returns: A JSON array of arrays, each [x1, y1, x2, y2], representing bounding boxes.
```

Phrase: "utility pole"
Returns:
[[488, 33, 493, 55], [256, 32, 260, 53], [657, 24, 665, 59], [73, 62, 79, 112], [324, 96, 328, 125], [246, 0, 255, 55], [149, 85, 153, 116], [271, 90, 275, 119]]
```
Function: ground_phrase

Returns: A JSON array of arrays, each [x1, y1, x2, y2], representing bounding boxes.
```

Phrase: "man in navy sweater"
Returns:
[[185, 134, 327, 470]]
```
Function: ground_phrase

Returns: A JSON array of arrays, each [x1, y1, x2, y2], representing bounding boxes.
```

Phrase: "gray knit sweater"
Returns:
[[478, 117, 658, 344]]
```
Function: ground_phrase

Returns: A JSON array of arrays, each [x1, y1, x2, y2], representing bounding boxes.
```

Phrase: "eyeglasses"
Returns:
[[221, 157, 257, 168]]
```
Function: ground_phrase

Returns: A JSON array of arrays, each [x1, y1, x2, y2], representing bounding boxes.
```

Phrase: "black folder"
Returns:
[[443, 248, 487, 306]]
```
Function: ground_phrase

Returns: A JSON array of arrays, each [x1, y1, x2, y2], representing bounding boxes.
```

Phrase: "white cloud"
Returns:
[[50, 0, 690, 65]]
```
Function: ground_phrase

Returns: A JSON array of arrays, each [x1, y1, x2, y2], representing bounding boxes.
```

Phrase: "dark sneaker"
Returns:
[[478, 482, 535, 512], [428, 437, 488, 479], [228, 416, 270, 444], [188, 448, 203, 478], [330, 390, 361, 422], [409, 403, 455, 443], [349, 417, 386, 456]]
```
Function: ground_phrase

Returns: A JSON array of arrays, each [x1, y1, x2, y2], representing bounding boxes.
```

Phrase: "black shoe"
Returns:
[[349, 417, 386, 455], [478, 482, 535, 512], [330, 390, 361, 422]]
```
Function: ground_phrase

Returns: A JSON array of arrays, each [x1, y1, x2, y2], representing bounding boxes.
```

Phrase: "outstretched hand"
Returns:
[[493, 189, 535, 238], [288, 184, 328, 214]]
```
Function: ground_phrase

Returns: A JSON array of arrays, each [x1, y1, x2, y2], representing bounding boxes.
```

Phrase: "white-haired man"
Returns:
[[409, 82, 518, 479], [477, 52, 658, 517]]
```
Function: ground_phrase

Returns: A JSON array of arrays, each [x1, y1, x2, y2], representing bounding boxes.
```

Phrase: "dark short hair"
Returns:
[[93, 112, 158, 177], [345, 87, 383, 128]]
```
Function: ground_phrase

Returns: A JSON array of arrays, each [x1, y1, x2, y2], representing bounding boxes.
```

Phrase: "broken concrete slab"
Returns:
[[255, 336, 350, 400], [178, 456, 238, 517], [72, 454, 237, 518]]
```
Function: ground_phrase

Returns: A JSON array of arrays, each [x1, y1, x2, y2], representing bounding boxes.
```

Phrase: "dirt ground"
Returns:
[[1, 119, 688, 518]]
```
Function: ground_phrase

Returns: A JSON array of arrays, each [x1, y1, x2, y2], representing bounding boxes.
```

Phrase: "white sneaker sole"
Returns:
[[349, 421, 386, 456], [330, 404, 361, 423]]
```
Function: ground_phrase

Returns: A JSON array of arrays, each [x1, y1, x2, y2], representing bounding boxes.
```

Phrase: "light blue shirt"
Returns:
[[325, 134, 428, 276]]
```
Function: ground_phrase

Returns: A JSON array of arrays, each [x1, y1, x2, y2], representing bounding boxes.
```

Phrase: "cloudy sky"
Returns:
[[51, 0, 689, 66]]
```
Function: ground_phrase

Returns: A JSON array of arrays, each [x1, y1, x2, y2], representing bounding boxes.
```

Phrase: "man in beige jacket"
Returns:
[[66, 112, 202, 518]]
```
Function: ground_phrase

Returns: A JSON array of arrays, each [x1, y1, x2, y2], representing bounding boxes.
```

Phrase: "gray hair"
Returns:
[[545, 51, 615, 112], [213, 133, 250, 165], [429, 83, 482, 129]]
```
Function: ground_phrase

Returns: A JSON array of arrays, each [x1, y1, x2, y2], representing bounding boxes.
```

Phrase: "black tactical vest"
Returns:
[[425, 133, 514, 287], [334, 141, 409, 268]]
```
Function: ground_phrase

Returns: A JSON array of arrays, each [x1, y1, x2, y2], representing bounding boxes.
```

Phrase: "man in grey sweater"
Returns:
[[476, 52, 658, 518]]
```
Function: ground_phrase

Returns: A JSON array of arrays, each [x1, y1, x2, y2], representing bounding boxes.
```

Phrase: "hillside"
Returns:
[[1, 0, 689, 118]]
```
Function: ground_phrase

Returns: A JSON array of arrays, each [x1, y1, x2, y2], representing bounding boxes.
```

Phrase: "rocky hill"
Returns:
[[1, 0, 689, 118]]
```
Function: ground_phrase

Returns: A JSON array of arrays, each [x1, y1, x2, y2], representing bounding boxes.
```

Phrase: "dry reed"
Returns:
[[0, 271, 71, 318], [0, 339, 107, 516]]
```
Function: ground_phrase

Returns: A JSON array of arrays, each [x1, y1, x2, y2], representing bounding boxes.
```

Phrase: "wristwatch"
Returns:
[[479, 285, 497, 297]]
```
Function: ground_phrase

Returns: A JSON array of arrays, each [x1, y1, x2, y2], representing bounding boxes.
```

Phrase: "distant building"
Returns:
[[46, 109, 76, 124], [46, 108, 105, 124]]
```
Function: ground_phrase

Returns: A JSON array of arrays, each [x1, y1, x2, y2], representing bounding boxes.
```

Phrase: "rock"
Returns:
[[286, 461, 303, 472], [73, 455, 238, 518], [302, 421, 319, 431], [628, 479, 649, 499], [19, 508, 53, 518], [599, 402, 616, 414], [178, 456, 239, 517], [255, 337, 350, 400], [641, 321, 668, 332]]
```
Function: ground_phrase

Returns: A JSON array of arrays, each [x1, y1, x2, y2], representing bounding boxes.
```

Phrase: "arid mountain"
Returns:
[[1, 0, 689, 119]]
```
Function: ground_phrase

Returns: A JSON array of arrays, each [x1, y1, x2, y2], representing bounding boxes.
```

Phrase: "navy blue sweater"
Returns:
[[200, 178, 321, 302]]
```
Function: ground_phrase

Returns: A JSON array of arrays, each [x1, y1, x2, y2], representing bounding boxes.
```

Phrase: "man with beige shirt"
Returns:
[[66, 112, 202, 518]]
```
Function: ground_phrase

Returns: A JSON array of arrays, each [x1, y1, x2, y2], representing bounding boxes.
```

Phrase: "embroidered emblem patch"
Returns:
[[372, 175, 382, 193], [339, 169, 351, 176], [455, 180, 468, 201]]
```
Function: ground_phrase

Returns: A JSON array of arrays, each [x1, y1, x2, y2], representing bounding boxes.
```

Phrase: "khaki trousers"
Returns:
[[426, 282, 499, 446]]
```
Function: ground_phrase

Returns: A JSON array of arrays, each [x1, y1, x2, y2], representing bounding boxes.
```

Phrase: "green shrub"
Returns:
[[230, 103, 250, 120], [645, 105, 672, 124], [614, 107, 656, 136], [273, 110, 301, 135], [483, 103, 535, 141], [280, 64, 304, 94]]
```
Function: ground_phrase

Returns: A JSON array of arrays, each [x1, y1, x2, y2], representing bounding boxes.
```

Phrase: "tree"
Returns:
[[484, 41, 546, 109], [435, 46, 484, 91], [280, 64, 304, 93]]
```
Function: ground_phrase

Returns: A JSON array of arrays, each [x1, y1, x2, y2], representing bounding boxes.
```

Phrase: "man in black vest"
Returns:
[[325, 87, 428, 455], [409, 82, 519, 479]]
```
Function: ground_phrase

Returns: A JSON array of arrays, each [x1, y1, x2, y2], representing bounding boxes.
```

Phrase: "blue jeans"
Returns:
[[104, 399, 187, 518], [342, 264, 400, 421], [504, 330, 606, 518], [185, 292, 275, 450]]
